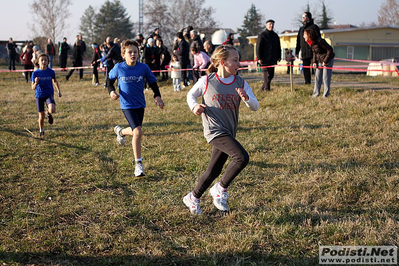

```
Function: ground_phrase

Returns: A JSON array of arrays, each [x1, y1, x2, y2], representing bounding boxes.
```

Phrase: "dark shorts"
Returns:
[[36, 95, 55, 112], [122, 108, 145, 130]]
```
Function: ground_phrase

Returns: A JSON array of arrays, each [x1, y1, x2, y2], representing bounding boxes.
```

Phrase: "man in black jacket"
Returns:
[[59, 37, 69, 69], [295, 12, 321, 85], [256, 19, 281, 91], [105, 40, 122, 86]]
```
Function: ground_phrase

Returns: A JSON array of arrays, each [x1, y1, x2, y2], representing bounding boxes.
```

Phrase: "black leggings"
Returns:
[[193, 135, 249, 198]]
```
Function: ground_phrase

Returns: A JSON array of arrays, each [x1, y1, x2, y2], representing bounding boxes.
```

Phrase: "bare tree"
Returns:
[[378, 0, 399, 26], [31, 0, 72, 42], [144, 0, 218, 46]]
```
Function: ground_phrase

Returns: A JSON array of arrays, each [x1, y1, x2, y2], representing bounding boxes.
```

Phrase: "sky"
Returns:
[[0, 0, 386, 44]]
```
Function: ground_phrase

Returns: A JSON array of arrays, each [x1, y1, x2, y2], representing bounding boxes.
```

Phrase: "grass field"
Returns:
[[0, 70, 398, 265]]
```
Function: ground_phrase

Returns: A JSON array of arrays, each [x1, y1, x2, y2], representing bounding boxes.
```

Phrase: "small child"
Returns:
[[31, 53, 62, 137], [170, 55, 182, 92], [108, 39, 164, 177], [191, 46, 210, 84], [183, 45, 259, 215]]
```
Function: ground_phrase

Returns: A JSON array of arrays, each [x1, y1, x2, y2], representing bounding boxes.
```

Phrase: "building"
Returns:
[[247, 26, 399, 74]]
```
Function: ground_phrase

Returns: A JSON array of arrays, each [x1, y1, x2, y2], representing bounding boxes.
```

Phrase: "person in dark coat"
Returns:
[[295, 12, 321, 85], [105, 40, 123, 85], [91, 43, 102, 86], [256, 19, 281, 91], [142, 38, 160, 76], [66, 38, 83, 80], [304, 29, 335, 98], [174, 31, 190, 86], [222, 33, 234, 45], [59, 37, 69, 70], [6, 38, 17, 71], [19, 46, 34, 82], [156, 38, 171, 81]]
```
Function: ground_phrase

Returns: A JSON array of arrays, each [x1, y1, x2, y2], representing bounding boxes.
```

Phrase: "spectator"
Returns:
[[6, 38, 17, 71], [20, 46, 34, 82], [189, 29, 204, 83], [203, 40, 214, 57], [136, 34, 145, 62], [66, 37, 83, 81], [295, 12, 321, 85], [256, 19, 281, 91], [105, 39, 123, 86], [174, 31, 190, 87], [78, 34, 86, 58], [170, 55, 182, 92], [191, 45, 210, 84], [142, 38, 160, 76], [223, 33, 234, 45], [59, 37, 69, 70], [304, 29, 335, 98], [156, 38, 171, 81], [32, 45, 43, 70], [285, 49, 295, 74], [46, 38, 56, 68], [91, 43, 101, 86]]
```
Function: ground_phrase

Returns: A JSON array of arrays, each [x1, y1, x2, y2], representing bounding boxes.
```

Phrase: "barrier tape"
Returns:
[[1, 61, 398, 76]]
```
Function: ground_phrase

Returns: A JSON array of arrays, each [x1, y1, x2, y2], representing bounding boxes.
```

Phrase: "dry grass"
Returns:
[[0, 71, 398, 265]]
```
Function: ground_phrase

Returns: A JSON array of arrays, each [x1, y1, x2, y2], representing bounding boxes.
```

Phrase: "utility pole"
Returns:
[[139, 0, 143, 34]]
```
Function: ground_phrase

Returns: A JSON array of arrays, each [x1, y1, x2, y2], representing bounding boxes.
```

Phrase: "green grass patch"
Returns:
[[1, 72, 398, 265]]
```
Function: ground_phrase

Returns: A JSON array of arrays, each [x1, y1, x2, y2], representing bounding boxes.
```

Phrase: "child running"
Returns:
[[183, 45, 259, 214], [108, 39, 164, 177], [31, 53, 62, 137]]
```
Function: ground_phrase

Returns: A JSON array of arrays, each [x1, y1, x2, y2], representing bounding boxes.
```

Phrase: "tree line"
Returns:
[[30, 0, 399, 61]]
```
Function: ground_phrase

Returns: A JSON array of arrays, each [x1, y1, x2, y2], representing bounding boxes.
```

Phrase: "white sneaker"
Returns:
[[114, 125, 125, 145], [210, 182, 229, 211], [134, 162, 145, 177], [183, 192, 202, 214]]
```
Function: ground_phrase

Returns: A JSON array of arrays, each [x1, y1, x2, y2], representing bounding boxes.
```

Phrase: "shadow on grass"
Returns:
[[0, 251, 318, 266]]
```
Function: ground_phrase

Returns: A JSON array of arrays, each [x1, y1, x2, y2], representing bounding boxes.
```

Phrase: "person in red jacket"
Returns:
[[20, 46, 34, 82]]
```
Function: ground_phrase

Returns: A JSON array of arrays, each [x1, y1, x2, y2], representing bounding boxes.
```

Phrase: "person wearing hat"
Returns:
[[256, 19, 281, 91], [295, 12, 321, 85]]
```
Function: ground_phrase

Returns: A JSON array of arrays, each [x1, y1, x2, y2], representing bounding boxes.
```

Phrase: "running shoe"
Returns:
[[209, 182, 229, 211], [183, 192, 202, 214], [47, 112, 53, 125], [114, 125, 125, 145], [134, 162, 145, 177]]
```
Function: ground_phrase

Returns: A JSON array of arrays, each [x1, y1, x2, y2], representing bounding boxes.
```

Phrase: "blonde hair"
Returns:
[[207, 45, 238, 73]]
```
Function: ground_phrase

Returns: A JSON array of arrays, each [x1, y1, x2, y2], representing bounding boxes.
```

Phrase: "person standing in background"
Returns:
[[256, 19, 281, 91], [304, 29, 335, 98], [6, 38, 17, 71], [285, 49, 295, 74], [59, 37, 69, 70], [20, 46, 34, 82], [174, 32, 190, 87], [91, 43, 102, 86], [46, 38, 56, 68], [295, 12, 321, 85], [66, 37, 83, 81]]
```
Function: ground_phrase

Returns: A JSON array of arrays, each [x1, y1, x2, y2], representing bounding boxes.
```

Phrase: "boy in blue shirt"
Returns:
[[31, 53, 62, 137], [108, 39, 164, 177]]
